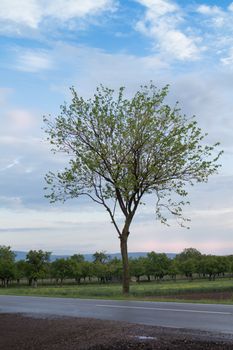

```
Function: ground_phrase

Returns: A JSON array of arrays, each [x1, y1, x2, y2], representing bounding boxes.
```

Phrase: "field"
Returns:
[[1, 278, 233, 304]]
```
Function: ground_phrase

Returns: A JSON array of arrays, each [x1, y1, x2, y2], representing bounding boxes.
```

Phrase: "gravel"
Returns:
[[1, 313, 233, 349]]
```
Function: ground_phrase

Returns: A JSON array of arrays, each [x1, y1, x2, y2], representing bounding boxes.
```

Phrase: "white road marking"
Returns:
[[96, 304, 232, 315]]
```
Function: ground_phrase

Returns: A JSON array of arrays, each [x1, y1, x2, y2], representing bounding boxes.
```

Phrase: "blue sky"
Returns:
[[0, 0, 233, 255]]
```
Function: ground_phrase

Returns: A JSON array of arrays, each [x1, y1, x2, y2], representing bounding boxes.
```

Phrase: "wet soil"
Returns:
[[0, 313, 233, 349]]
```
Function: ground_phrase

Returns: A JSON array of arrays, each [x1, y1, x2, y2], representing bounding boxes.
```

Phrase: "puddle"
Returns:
[[134, 335, 157, 341]]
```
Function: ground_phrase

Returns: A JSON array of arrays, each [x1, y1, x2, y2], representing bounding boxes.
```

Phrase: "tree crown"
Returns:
[[44, 83, 222, 230]]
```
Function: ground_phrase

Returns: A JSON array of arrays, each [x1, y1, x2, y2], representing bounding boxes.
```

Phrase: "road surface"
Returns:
[[0, 295, 233, 334]]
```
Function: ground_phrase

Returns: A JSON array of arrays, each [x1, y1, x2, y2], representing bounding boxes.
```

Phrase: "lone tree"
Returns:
[[44, 83, 222, 294]]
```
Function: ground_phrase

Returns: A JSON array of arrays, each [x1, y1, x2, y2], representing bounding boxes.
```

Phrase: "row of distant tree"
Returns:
[[0, 246, 233, 287]]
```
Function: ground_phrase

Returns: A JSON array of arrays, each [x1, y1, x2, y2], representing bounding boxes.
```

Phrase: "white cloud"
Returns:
[[0, 158, 20, 172], [196, 4, 227, 28], [135, 1, 233, 65], [221, 47, 233, 66], [197, 5, 221, 16], [0, 0, 41, 29], [14, 49, 53, 72], [0, 136, 39, 145], [195, 3, 233, 65], [0, 156, 37, 176], [159, 30, 200, 60], [44, 0, 116, 21], [168, 70, 233, 133], [0, 0, 116, 33], [135, 0, 201, 61], [229, 3, 233, 12], [0, 196, 22, 209], [190, 207, 233, 219], [47, 43, 168, 97], [138, 0, 178, 15]]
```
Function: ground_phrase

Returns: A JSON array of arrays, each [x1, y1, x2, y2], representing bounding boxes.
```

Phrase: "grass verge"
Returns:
[[0, 278, 233, 304]]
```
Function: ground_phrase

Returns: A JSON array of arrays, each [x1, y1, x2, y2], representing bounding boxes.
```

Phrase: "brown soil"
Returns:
[[0, 313, 233, 350]]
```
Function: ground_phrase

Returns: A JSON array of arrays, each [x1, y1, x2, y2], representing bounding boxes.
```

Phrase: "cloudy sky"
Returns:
[[0, 0, 233, 255]]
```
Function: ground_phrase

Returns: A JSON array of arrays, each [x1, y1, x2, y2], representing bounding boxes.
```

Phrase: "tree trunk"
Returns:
[[120, 234, 130, 294]]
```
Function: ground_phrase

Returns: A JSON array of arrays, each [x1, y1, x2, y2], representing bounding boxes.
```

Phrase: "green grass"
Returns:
[[0, 278, 233, 304]]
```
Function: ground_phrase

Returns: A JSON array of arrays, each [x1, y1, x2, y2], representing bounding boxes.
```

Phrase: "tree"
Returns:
[[26, 250, 51, 287], [201, 255, 219, 281], [176, 248, 202, 262], [146, 252, 170, 281], [167, 259, 179, 280], [44, 83, 222, 294], [93, 251, 109, 264], [226, 255, 233, 276], [93, 262, 108, 283], [175, 248, 202, 280], [78, 261, 92, 282], [92, 251, 109, 283], [177, 258, 196, 280], [70, 254, 85, 263], [15, 260, 27, 285], [0, 246, 16, 287], [51, 258, 71, 285], [107, 257, 122, 282], [130, 257, 146, 282]]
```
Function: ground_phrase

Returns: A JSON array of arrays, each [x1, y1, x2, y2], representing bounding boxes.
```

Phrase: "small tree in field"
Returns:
[[0, 246, 16, 287], [44, 83, 222, 294], [26, 250, 51, 287]]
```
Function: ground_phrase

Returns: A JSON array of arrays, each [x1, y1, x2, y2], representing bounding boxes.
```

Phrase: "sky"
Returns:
[[0, 0, 233, 256]]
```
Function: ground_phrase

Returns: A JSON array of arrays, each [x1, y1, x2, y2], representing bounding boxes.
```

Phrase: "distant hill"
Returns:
[[14, 251, 176, 261]]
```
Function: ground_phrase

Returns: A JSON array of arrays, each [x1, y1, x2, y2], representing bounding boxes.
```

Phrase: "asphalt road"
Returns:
[[0, 295, 233, 334]]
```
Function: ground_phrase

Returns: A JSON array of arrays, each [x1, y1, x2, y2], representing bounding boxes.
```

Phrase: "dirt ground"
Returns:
[[0, 314, 233, 350]]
